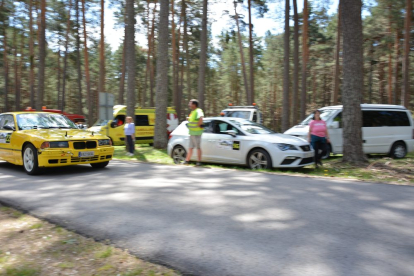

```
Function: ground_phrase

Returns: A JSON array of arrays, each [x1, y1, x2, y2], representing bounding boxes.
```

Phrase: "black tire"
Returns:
[[390, 142, 407, 159], [172, 145, 187, 164], [90, 161, 109, 168], [247, 149, 272, 170], [321, 144, 331, 160], [23, 144, 41, 175]]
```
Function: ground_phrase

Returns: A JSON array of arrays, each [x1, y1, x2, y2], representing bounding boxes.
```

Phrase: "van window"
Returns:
[[333, 112, 342, 128], [300, 109, 336, 125], [252, 112, 257, 122], [363, 111, 411, 127], [113, 115, 125, 127], [135, 115, 150, 126], [203, 121, 213, 133]]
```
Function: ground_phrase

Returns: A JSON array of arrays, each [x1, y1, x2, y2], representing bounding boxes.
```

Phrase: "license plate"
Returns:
[[305, 152, 314, 158], [78, 151, 94, 158]]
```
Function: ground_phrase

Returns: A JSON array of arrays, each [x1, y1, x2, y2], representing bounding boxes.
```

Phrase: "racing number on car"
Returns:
[[233, 141, 240, 150]]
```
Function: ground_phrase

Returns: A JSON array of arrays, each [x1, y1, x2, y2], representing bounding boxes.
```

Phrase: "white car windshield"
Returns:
[[223, 110, 251, 120], [17, 113, 78, 130], [230, 120, 275, 134], [300, 109, 336, 125], [93, 119, 110, 126]]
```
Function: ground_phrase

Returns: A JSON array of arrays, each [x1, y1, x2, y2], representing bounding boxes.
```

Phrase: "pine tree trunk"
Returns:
[[14, 27, 21, 111], [75, 0, 83, 114], [118, 9, 126, 105], [61, 0, 72, 111], [234, 3, 250, 105], [28, 0, 35, 108], [332, 2, 341, 105], [300, 0, 308, 120], [154, 0, 169, 149], [171, 0, 178, 111], [125, 0, 136, 116], [143, 0, 151, 106], [340, 0, 367, 165], [378, 61, 385, 104], [197, 0, 208, 110], [282, 0, 290, 132], [36, 0, 46, 110], [2, 8, 9, 111], [387, 7, 393, 104], [149, 2, 157, 107], [248, 0, 254, 103], [183, 0, 191, 103], [401, 0, 412, 108], [99, 0, 105, 96], [292, 0, 299, 125], [392, 32, 400, 104], [56, 47, 61, 109], [81, 0, 93, 123]]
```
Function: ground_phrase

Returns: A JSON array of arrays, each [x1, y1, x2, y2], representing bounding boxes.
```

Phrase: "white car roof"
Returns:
[[320, 104, 407, 110]]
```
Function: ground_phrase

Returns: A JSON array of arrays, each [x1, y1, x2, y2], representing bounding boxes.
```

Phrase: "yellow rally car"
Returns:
[[0, 112, 114, 175]]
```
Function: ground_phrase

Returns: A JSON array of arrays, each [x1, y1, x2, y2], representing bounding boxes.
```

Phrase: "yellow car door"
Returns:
[[0, 114, 16, 163]]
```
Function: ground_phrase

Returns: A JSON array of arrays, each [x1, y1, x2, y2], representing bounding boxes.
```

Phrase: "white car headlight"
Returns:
[[276, 143, 298, 151]]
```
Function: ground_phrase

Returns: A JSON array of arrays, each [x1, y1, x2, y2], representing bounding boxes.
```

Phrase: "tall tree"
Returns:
[[197, 0, 208, 110], [99, 0, 105, 96], [61, 0, 72, 111], [234, 1, 250, 104], [125, 0, 136, 117], [281, 0, 290, 132], [154, 0, 169, 149], [340, 0, 366, 164], [391, 31, 400, 104], [36, 0, 46, 110], [247, 0, 254, 104], [292, 0, 299, 124], [401, 0, 412, 108], [75, 0, 83, 114], [300, 0, 308, 120], [28, 0, 35, 108], [81, 0, 93, 122], [332, 2, 341, 105]]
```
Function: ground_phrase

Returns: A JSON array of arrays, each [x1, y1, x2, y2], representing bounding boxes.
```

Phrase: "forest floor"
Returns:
[[114, 145, 414, 186], [0, 205, 180, 276]]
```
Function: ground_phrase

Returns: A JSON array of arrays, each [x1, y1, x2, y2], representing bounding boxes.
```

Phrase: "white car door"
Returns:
[[328, 111, 343, 154], [204, 120, 244, 163]]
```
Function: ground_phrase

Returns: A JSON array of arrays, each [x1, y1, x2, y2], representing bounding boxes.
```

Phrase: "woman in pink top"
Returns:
[[307, 110, 331, 168]]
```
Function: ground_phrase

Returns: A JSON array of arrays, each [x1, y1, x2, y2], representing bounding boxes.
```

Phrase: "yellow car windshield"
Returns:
[[16, 113, 78, 130]]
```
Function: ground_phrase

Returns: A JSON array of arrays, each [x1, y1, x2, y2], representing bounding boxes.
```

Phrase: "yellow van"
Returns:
[[89, 105, 179, 146]]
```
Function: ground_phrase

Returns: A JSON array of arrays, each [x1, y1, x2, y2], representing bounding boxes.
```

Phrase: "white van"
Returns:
[[284, 104, 414, 158]]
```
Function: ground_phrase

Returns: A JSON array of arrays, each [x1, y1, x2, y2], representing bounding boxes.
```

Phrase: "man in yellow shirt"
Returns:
[[184, 99, 204, 166]]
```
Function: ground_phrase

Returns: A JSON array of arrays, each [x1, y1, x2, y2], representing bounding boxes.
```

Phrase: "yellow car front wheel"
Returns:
[[23, 144, 41, 175]]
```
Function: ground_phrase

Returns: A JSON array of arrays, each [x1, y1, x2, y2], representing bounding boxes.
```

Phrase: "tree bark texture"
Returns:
[[61, 0, 72, 111], [28, 0, 35, 108], [125, 0, 136, 117], [99, 0, 105, 96], [282, 0, 290, 132], [332, 2, 341, 105], [197, 0, 208, 110], [340, 0, 367, 164], [392, 31, 400, 104], [75, 0, 83, 114], [36, 0, 46, 110], [292, 0, 299, 125], [300, 0, 308, 120], [81, 0, 93, 123], [154, 0, 169, 149], [401, 0, 412, 108], [248, 0, 254, 104]]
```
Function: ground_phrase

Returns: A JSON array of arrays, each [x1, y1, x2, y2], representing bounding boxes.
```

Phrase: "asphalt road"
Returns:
[[1, 160, 414, 276]]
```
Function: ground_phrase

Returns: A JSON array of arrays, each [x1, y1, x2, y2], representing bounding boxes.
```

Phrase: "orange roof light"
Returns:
[[220, 112, 225, 116], [252, 103, 257, 106], [26, 106, 32, 111], [228, 103, 233, 106], [42, 106, 47, 110]]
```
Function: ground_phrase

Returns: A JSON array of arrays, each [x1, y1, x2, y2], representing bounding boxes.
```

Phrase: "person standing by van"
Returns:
[[124, 116, 135, 156], [308, 110, 330, 168], [184, 99, 204, 166]]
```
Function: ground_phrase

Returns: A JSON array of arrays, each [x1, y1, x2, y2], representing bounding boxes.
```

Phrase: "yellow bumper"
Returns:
[[37, 146, 114, 167]]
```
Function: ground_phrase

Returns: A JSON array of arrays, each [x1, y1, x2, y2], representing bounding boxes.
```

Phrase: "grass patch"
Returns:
[[113, 145, 173, 164], [0, 204, 180, 276]]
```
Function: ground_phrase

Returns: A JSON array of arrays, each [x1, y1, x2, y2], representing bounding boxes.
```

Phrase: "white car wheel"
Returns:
[[172, 146, 187, 164], [390, 142, 407, 159], [23, 144, 40, 175], [248, 149, 272, 170]]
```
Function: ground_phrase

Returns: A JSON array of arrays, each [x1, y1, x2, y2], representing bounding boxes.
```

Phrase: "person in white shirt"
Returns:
[[124, 116, 135, 156]]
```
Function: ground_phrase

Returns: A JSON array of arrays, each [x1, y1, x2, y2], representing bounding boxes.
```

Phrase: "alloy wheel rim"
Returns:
[[250, 152, 267, 169], [394, 145, 406, 158], [173, 148, 186, 163], [24, 148, 34, 172]]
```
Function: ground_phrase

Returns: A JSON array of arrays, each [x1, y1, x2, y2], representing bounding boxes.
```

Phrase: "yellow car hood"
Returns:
[[22, 129, 109, 141]]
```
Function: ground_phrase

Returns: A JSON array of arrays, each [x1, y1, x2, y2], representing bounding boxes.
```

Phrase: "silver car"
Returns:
[[167, 117, 315, 169]]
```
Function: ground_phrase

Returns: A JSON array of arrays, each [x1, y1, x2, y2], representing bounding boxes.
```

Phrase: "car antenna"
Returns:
[[65, 131, 68, 137]]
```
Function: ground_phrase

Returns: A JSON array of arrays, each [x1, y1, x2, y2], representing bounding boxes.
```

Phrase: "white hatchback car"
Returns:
[[167, 117, 315, 169]]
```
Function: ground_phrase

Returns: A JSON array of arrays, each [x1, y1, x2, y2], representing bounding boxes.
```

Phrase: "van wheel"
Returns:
[[23, 144, 41, 175], [90, 161, 109, 168], [390, 142, 407, 159], [322, 144, 331, 159], [172, 146, 187, 164], [247, 149, 272, 170]]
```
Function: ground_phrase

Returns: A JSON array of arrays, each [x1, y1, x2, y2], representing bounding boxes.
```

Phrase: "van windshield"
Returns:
[[300, 109, 336, 125], [93, 120, 110, 126], [223, 110, 251, 120]]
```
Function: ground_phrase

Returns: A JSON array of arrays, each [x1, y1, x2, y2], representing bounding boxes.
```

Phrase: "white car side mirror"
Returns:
[[330, 121, 340, 129], [222, 130, 237, 137]]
